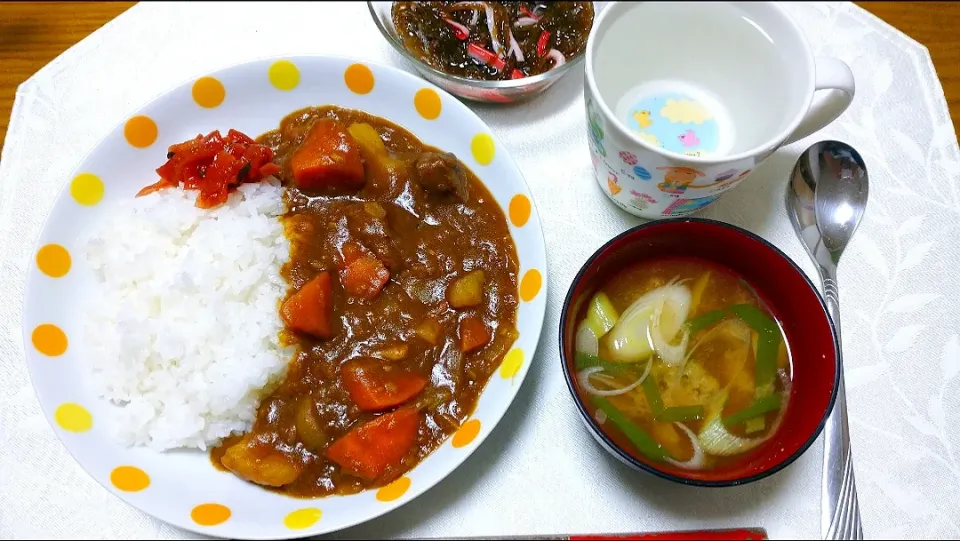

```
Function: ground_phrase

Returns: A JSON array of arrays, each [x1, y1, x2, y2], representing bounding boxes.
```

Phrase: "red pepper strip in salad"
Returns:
[[537, 31, 551, 57], [467, 42, 506, 72]]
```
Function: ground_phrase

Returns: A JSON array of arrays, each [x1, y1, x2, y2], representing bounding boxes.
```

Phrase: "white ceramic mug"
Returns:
[[584, 1, 855, 219]]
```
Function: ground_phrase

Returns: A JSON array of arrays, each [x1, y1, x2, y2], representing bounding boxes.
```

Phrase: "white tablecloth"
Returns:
[[2, 2, 959, 539]]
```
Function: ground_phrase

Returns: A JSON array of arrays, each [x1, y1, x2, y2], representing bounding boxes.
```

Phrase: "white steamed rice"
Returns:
[[82, 179, 292, 451]]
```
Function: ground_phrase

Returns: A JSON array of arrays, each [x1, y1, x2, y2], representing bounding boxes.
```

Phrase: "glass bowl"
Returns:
[[367, 1, 595, 104]]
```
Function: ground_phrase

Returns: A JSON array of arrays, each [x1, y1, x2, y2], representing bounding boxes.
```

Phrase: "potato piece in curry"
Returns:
[[211, 106, 520, 498]]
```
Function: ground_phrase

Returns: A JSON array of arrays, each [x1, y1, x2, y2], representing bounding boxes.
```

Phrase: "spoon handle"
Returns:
[[820, 270, 864, 540]]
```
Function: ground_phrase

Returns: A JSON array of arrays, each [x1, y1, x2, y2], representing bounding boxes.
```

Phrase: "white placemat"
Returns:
[[1, 2, 958, 539]]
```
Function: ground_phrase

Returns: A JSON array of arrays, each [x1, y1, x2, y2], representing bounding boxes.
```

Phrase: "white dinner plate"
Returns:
[[21, 55, 547, 539]]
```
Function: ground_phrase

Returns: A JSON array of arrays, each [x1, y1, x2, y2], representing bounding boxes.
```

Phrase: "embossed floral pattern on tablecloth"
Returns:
[[0, 2, 958, 540]]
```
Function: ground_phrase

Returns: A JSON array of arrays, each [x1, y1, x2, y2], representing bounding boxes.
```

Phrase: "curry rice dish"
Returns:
[[82, 106, 521, 498]]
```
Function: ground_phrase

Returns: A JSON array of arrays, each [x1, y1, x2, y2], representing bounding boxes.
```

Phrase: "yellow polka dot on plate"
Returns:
[[70, 173, 104, 206], [414, 88, 442, 120], [124, 115, 158, 148], [269, 60, 300, 91], [32, 324, 67, 357], [191, 503, 231, 527], [452, 418, 481, 448], [284, 508, 322, 530], [55, 403, 92, 433], [376, 476, 411, 502], [520, 269, 542, 302], [509, 194, 531, 227], [471, 133, 495, 166], [192, 76, 225, 108], [344, 63, 375, 94], [110, 466, 150, 492], [500, 348, 524, 379], [36, 244, 71, 278]]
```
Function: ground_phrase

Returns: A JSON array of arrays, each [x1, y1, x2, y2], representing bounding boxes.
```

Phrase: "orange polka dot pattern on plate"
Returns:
[[471, 133, 495, 166], [284, 508, 322, 530], [344, 63, 375, 95], [520, 269, 543, 302], [54, 403, 92, 433], [32, 324, 67, 357], [192, 76, 225, 108], [269, 60, 300, 91], [191, 503, 231, 527], [124, 115, 158, 148], [110, 466, 150, 492], [452, 418, 481, 448], [375, 477, 411, 502], [36, 244, 71, 278], [414, 88, 442, 120], [509, 194, 531, 227], [70, 173, 104, 206], [500, 348, 524, 379]]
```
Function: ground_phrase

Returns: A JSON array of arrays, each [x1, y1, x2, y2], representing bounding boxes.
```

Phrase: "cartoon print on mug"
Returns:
[[619, 151, 638, 166], [701, 167, 754, 195], [625, 94, 720, 157], [662, 194, 721, 216], [629, 189, 658, 212], [656, 166, 707, 195], [607, 171, 622, 195], [678, 129, 700, 148], [587, 98, 607, 157], [632, 109, 653, 128]]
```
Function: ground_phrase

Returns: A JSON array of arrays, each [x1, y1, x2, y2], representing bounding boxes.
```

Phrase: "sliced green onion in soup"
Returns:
[[728, 303, 783, 428], [665, 422, 705, 470], [684, 308, 727, 334], [585, 292, 619, 337], [722, 393, 782, 427], [576, 353, 652, 397], [650, 300, 691, 366], [605, 280, 691, 364], [698, 373, 791, 457], [593, 397, 671, 462], [576, 293, 621, 357], [575, 320, 600, 356], [640, 373, 665, 412]]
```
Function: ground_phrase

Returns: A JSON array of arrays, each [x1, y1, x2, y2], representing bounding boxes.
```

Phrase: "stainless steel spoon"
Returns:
[[786, 141, 867, 540]]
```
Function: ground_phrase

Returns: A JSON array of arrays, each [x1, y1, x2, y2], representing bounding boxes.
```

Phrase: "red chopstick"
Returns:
[[444, 529, 768, 540]]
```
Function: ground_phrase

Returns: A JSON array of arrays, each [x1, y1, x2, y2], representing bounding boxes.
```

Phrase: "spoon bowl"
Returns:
[[789, 141, 869, 265], [786, 140, 867, 540]]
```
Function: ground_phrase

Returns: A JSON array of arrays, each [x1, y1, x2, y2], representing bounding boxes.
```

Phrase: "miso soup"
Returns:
[[572, 257, 792, 471]]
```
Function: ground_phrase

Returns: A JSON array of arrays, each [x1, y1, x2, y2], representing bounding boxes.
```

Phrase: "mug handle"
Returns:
[[782, 57, 855, 146]]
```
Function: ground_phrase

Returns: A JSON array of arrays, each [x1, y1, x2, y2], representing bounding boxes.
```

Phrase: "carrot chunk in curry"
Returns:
[[280, 272, 333, 339], [341, 358, 428, 412], [289, 118, 365, 191], [326, 407, 420, 481], [459, 316, 491, 352], [340, 242, 391, 300]]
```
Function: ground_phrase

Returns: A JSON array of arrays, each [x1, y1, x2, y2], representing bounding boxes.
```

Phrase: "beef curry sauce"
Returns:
[[210, 106, 520, 498]]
